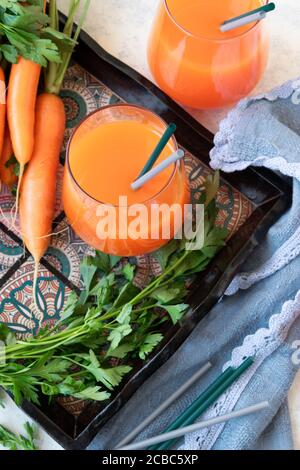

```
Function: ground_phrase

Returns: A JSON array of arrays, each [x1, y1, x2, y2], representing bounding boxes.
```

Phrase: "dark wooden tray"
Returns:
[[0, 24, 291, 450]]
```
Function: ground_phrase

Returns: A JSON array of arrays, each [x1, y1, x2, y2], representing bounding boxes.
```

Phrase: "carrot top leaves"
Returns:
[[45, 0, 90, 95], [0, 0, 76, 66]]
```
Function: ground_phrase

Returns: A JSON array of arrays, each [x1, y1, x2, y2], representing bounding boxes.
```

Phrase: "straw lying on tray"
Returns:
[[118, 401, 269, 451], [116, 361, 212, 448], [149, 356, 254, 450], [115, 357, 254, 451]]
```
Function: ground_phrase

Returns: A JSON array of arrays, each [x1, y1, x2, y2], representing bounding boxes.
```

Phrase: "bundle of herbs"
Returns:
[[0, 0, 75, 66], [0, 421, 37, 450], [0, 174, 228, 405]]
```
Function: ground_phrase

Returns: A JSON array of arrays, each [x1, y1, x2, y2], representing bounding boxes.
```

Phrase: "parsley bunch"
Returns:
[[0, 0, 75, 66], [0, 174, 227, 405], [0, 421, 37, 450]]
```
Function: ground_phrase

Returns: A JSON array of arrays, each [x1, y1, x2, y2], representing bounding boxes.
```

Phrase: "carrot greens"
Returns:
[[0, 421, 37, 450], [45, 0, 90, 94], [0, 0, 75, 66]]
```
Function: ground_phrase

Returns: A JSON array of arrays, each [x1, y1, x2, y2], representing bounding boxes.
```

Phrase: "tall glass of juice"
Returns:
[[63, 104, 190, 257], [148, 0, 270, 109]]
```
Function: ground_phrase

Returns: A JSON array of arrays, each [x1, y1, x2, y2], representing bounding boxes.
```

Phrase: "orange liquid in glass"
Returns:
[[148, 0, 269, 108], [63, 112, 189, 256]]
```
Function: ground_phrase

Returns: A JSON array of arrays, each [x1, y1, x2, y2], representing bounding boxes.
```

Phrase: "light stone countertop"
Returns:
[[1, 0, 299, 451]]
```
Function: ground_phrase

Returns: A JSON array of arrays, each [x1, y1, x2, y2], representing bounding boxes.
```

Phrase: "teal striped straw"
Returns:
[[150, 356, 254, 450], [222, 2, 276, 27], [137, 123, 177, 178]]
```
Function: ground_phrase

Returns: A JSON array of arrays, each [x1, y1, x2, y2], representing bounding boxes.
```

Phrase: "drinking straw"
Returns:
[[131, 149, 184, 191], [118, 401, 269, 450], [220, 2, 275, 33], [150, 356, 254, 450], [221, 11, 266, 32], [138, 123, 177, 178], [116, 361, 212, 449]]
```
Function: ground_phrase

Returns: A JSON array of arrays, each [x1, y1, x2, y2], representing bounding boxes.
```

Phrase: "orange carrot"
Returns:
[[19, 93, 65, 264], [19, 0, 89, 312], [7, 0, 48, 158], [0, 67, 6, 162], [7, 58, 41, 220], [0, 124, 18, 188], [7, 58, 40, 167]]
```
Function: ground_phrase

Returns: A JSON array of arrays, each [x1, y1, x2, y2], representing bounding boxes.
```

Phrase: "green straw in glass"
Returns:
[[137, 123, 177, 178], [150, 356, 254, 450], [221, 3, 275, 32], [222, 2, 275, 25]]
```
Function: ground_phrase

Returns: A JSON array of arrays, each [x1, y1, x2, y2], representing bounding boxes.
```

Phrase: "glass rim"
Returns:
[[164, 0, 268, 42], [66, 103, 183, 208]]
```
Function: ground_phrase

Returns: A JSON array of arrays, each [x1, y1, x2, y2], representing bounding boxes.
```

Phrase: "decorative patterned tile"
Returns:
[[0, 258, 73, 336], [0, 224, 24, 279]]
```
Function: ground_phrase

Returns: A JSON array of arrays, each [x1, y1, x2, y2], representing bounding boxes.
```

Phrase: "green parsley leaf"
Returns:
[[73, 386, 110, 402], [150, 280, 187, 304], [122, 263, 135, 282], [153, 239, 179, 270], [106, 343, 135, 359], [158, 304, 189, 325], [139, 333, 163, 360], [116, 304, 132, 324], [0, 421, 37, 451], [59, 291, 78, 322], [108, 324, 132, 350]]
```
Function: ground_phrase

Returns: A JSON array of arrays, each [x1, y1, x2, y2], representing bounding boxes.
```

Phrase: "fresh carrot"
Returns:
[[7, 58, 41, 168], [7, 58, 41, 224], [0, 67, 6, 164], [7, 0, 49, 218], [19, 0, 90, 312], [0, 124, 18, 188], [19, 93, 65, 265]]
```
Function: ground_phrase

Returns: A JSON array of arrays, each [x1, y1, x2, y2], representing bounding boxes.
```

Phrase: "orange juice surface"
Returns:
[[63, 111, 189, 256], [166, 0, 264, 39], [148, 0, 269, 108], [69, 120, 174, 205]]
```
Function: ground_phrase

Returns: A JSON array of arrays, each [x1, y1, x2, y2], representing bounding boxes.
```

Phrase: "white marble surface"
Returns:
[[1, 0, 299, 451]]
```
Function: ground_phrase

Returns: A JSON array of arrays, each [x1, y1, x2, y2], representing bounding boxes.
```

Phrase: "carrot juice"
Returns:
[[148, 0, 270, 108], [63, 104, 189, 256]]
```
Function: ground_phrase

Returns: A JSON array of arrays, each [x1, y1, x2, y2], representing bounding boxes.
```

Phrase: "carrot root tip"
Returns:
[[32, 261, 40, 320], [12, 164, 24, 230]]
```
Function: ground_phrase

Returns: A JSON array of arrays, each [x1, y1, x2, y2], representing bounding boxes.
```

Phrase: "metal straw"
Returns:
[[137, 123, 177, 178], [220, 2, 275, 33], [116, 361, 212, 448], [118, 401, 269, 451], [221, 11, 266, 32], [131, 149, 184, 191]]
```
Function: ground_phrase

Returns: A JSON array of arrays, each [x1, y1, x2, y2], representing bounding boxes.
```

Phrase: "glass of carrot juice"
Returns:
[[148, 0, 270, 109], [63, 104, 190, 257]]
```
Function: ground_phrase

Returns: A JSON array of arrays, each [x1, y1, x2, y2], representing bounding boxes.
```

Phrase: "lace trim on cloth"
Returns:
[[181, 290, 300, 450], [225, 224, 300, 296], [210, 77, 300, 295], [210, 78, 300, 178]]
